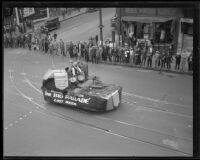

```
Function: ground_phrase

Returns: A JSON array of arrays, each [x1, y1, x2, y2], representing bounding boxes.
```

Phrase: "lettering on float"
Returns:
[[52, 92, 63, 99], [53, 99, 64, 103], [65, 95, 91, 104], [64, 100, 77, 106], [44, 91, 51, 97]]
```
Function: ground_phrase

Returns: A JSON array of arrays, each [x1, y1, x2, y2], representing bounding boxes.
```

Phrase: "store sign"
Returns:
[[180, 18, 193, 24], [23, 8, 35, 17]]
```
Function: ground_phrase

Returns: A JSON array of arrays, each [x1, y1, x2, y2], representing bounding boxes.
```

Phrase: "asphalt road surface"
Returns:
[[4, 8, 193, 156]]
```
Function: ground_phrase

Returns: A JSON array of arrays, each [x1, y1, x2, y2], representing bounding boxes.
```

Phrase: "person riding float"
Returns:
[[65, 60, 86, 88]]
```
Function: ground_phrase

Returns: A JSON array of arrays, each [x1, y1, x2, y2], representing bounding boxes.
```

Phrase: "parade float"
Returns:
[[41, 61, 122, 112]]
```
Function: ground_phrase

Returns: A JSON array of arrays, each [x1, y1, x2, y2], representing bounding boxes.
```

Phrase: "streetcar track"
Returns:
[[33, 102, 191, 156], [123, 92, 191, 109], [122, 101, 192, 119], [24, 73, 193, 119], [17, 70, 192, 114]]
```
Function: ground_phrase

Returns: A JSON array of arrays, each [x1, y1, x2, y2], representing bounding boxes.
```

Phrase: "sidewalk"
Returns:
[[99, 59, 193, 76]]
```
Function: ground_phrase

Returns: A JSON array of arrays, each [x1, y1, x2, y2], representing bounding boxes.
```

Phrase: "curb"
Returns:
[[99, 61, 193, 76]]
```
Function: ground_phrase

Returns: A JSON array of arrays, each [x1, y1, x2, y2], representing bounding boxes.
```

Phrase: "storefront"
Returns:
[[113, 8, 185, 54], [121, 16, 174, 51], [177, 18, 193, 56]]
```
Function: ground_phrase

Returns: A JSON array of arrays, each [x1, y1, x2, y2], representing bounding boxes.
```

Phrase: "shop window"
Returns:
[[181, 22, 193, 35]]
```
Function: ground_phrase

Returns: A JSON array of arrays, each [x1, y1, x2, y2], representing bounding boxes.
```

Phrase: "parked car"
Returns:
[[44, 17, 60, 32], [86, 8, 98, 12]]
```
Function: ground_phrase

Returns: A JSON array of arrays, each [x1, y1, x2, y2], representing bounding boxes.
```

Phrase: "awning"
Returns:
[[180, 18, 193, 24], [121, 16, 173, 23]]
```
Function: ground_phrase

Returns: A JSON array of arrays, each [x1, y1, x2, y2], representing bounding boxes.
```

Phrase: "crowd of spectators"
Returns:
[[4, 24, 193, 73]]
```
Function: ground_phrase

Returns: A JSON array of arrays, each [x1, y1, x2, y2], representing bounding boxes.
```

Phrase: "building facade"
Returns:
[[111, 8, 193, 54]]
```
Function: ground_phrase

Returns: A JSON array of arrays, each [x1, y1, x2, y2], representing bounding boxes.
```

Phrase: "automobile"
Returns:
[[86, 8, 98, 12], [44, 17, 60, 32], [41, 61, 122, 112]]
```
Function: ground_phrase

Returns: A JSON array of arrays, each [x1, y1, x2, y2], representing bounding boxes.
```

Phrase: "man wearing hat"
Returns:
[[175, 52, 181, 70]]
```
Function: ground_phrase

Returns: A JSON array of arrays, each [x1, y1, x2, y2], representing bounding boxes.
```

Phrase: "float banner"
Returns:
[[44, 90, 107, 110]]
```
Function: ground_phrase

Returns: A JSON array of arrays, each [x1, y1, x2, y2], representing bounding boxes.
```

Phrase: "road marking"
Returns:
[[122, 101, 192, 119], [95, 115, 192, 141], [188, 125, 192, 128], [4, 127, 8, 130], [19, 117, 23, 120], [14, 121, 18, 123], [23, 115, 27, 118], [9, 69, 46, 110], [123, 91, 190, 108], [134, 107, 153, 112], [162, 139, 179, 150], [123, 92, 168, 104], [29, 111, 32, 114], [23, 77, 43, 94]]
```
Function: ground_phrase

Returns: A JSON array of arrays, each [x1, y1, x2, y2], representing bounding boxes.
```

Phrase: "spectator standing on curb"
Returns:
[[161, 52, 166, 69], [147, 47, 153, 68], [181, 50, 188, 72], [130, 48, 134, 65], [91, 46, 96, 64], [99, 45, 103, 63], [119, 48, 123, 64], [89, 44, 93, 62], [136, 48, 141, 66], [44, 37, 49, 53], [53, 32, 57, 40], [188, 51, 193, 72], [154, 51, 160, 69], [96, 46, 101, 64], [175, 52, 181, 70], [83, 44, 89, 62], [59, 39, 65, 56], [166, 51, 172, 69], [141, 47, 147, 67], [28, 33, 32, 51], [69, 41, 74, 58], [73, 45, 78, 59]]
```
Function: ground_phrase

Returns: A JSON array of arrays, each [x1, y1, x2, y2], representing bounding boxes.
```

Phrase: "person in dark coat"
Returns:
[[136, 48, 141, 66], [68, 42, 74, 58], [28, 33, 32, 51], [161, 52, 166, 69], [44, 37, 49, 53], [91, 46, 96, 64], [166, 52, 172, 69], [188, 52, 193, 71], [175, 52, 181, 70], [53, 32, 57, 40], [147, 51, 153, 68]]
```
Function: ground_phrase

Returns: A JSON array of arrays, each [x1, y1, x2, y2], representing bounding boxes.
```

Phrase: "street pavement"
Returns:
[[3, 8, 193, 156]]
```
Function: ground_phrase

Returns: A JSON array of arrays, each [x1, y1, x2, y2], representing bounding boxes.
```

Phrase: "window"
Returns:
[[181, 22, 193, 35]]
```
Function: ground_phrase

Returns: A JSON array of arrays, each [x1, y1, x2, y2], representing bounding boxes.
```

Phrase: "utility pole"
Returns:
[[119, 8, 122, 47], [98, 8, 104, 46], [20, 8, 26, 33]]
